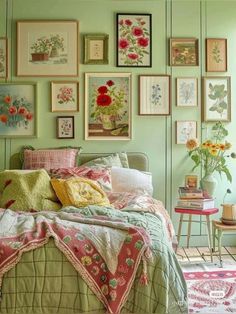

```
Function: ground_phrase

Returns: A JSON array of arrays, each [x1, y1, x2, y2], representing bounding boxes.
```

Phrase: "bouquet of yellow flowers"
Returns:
[[186, 122, 236, 182]]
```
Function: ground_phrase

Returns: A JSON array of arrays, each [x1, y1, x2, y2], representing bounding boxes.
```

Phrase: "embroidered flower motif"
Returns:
[[81, 255, 92, 266], [101, 284, 109, 296], [135, 240, 144, 250], [63, 235, 71, 243], [109, 290, 117, 301], [109, 278, 118, 289], [100, 274, 107, 283], [125, 234, 132, 243], [100, 262, 108, 272], [91, 266, 99, 276], [92, 253, 101, 263], [75, 233, 85, 241], [118, 264, 129, 274], [84, 244, 94, 254], [117, 276, 126, 286], [126, 258, 134, 267]]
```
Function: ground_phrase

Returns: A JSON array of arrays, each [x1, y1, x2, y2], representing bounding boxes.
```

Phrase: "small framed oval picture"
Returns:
[[51, 81, 79, 112]]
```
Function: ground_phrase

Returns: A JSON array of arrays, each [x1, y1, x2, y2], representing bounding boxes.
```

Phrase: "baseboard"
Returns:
[[178, 234, 236, 247]]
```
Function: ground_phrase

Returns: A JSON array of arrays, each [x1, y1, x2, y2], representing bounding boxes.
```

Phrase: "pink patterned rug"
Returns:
[[184, 270, 236, 313]]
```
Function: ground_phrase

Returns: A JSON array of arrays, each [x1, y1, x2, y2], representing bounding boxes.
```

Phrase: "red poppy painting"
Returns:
[[116, 14, 152, 67]]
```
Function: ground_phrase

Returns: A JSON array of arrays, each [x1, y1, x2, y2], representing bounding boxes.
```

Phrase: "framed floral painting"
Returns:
[[0, 38, 8, 78], [85, 72, 131, 140], [176, 77, 198, 107], [206, 38, 227, 72], [0, 82, 37, 138], [139, 75, 171, 115], [170, 38, 198, 66], [202, 76, 231, 122], [16, 20, 78, 76], [175, 120, 197, 144], [57, 116, 74, 139], [51, 81, 79, 112], [116, 13, 152, 67]]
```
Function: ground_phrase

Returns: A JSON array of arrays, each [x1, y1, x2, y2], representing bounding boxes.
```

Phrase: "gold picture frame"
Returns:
[[170, 38, 199, 66], [84, 33, 109, 64], [206, 38, 227, 72]]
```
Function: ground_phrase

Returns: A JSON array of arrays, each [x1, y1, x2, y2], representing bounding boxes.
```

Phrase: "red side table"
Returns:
[[174, 207, 219, 262]]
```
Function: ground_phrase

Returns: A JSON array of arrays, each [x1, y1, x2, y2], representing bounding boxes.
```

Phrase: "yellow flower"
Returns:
[[225, 141, 231, 150], [186, 138, 198, 150], [81, 256, 92, 266], [210, 148, 218, 156]]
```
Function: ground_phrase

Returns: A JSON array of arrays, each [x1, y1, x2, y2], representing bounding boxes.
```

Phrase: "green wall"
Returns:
[[0, 0, 236, 245]]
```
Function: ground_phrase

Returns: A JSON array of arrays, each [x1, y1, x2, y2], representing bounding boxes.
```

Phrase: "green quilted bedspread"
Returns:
[[0, 206, 188, 314]]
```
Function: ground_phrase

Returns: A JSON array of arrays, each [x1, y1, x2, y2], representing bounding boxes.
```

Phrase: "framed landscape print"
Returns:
[[0, 82, 37, 138], [57, 116, 74, 139], [84, 33, 109, 64], [139, 75, 170, 115], [206, 38, 227, 72], [51, 81, 79, 112], [85, 72, 131, 140], [202, 76, 231, 122], [116, 13, 152, 67], [0, 38, 7, 78], [170, 38, 198, 66], [16, 20, 78, 76], [176, 77, 198, 107], [175, 120, 197, 144]]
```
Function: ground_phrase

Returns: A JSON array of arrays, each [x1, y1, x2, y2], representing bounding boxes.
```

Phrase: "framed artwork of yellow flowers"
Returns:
[[85, 72, 131, 140], [0, 82, 37, 138], [116, 13, 152, 67]]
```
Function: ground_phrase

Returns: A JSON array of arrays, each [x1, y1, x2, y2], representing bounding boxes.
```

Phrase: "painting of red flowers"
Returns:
[[0, 83, 37, 137], [85, 72, 131, 140], [116, 13, 152, 67], [170, 38, 199, 66]]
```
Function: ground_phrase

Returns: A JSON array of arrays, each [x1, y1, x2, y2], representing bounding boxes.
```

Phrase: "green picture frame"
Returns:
[[84, 33, 109, 64]]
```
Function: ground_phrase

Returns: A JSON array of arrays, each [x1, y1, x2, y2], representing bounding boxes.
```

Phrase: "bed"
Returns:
[[0, 151, 188, 314]]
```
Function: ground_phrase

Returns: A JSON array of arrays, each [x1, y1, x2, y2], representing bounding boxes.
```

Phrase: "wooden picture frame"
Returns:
[[84, 33, 109, 64], [0, 37, 8, 78], [185, 175, 198, 189], [175, 120, 197, 144], [57, 116, 74, 139], [0, 82, 37, 138], [206, 38, 227, 72], [170, 38, 198, 66], [116, 13, 152, 67], [85, 72, 132, 140], [139, 75, 171, 115], [16, 20, 79, 76], [202, 76, 231, 122], [176, 77, 198, 107], [51, 81, 79, 112]]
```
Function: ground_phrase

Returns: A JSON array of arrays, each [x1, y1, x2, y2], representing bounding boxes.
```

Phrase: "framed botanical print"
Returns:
[[0, 38, 7, 78], [175, 120, 197, 144], [202, 76, 231, 122], [170, 38, 198, 66], [0, 82, 37, 138], [206, 38, 227, 72], [51, 81, 79, 112], [16, 20, 78, 76], [84, 33, 109, 64], [176, 77, 198, 107], [116, 13, 152, 67], [139, 75, 171, 115], [57, 116, 74, 139], [85, 72, 131, 140]]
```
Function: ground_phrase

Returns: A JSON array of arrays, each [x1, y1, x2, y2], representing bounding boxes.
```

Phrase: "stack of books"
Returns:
[[176, 187, 215, 210]]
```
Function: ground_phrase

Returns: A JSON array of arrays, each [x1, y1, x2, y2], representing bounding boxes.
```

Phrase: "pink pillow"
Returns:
[[49, 166, 112, 192], [23, 148, 80, 170]]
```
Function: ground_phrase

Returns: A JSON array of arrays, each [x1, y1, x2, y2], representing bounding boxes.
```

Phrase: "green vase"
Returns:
[[200, 174, 218, 197]]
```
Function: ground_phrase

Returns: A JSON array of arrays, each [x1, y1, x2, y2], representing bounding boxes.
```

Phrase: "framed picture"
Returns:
[[0, 82, 37, 138], [0, 38, 8, 78], [139, 75, 171, 115], [84, 33, 108, 64], [16, 20, 78, 76], [85, 72, 131, 140], [170, 38, 198, 66], [57, 116, 74, 139], [116, 13, 152, 67], [202, 76, 231, 122], [176, 77, 198, 107], [51, 81, 79, 112], [175, 120, 197, 144], [206, 38, 227, 72], [185, 175, 198, 189]]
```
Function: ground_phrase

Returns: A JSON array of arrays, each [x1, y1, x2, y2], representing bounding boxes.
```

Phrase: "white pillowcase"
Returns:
[[111, 167, 153, 196]]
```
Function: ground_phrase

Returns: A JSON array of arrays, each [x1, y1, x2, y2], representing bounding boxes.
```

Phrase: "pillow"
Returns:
[[51, 177, 110, 208], [0, 169, 61, 211], [111, 167, 153, 196], [49, 166, 112, 192], [23, 147, 81, 170], [82, 152, 129, 168]]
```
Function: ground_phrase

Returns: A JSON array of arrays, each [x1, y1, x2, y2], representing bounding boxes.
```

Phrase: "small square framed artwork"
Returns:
[[0, 37, 8, 78], [206, 38, 227, 72], [185, 175, 198, 189], [170, 38, 198, 66], [84, 33, 109, 64], [176, 77, 198, 107], [175, 120, 197, 144], [57, 116, 74, 139], [51, 81, 79, 112], [116, 13, 152, 67]]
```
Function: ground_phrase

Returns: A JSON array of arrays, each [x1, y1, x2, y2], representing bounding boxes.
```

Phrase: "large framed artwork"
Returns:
[[0, 82, 37, 137], [170, 38, 198, 66], [175, 120, 197, 144], [0, 38, 8, 78], [116, 13, 152, 67], [51, 81, 79, 112], [176, 77, 198, 107], [139, 75, 171, 115], [84, 33, 109, 64], [206, 38, 227, 72], [16, 20, 78, 76], [85, 72, 131, 140], [202, 76, 231, 122]]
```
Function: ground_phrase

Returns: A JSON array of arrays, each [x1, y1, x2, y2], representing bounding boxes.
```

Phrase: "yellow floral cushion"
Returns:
[[50, 177, 110, 208]]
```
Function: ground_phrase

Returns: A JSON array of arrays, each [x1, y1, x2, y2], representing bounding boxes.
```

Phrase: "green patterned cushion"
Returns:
[[83, 153, 129, 168]]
